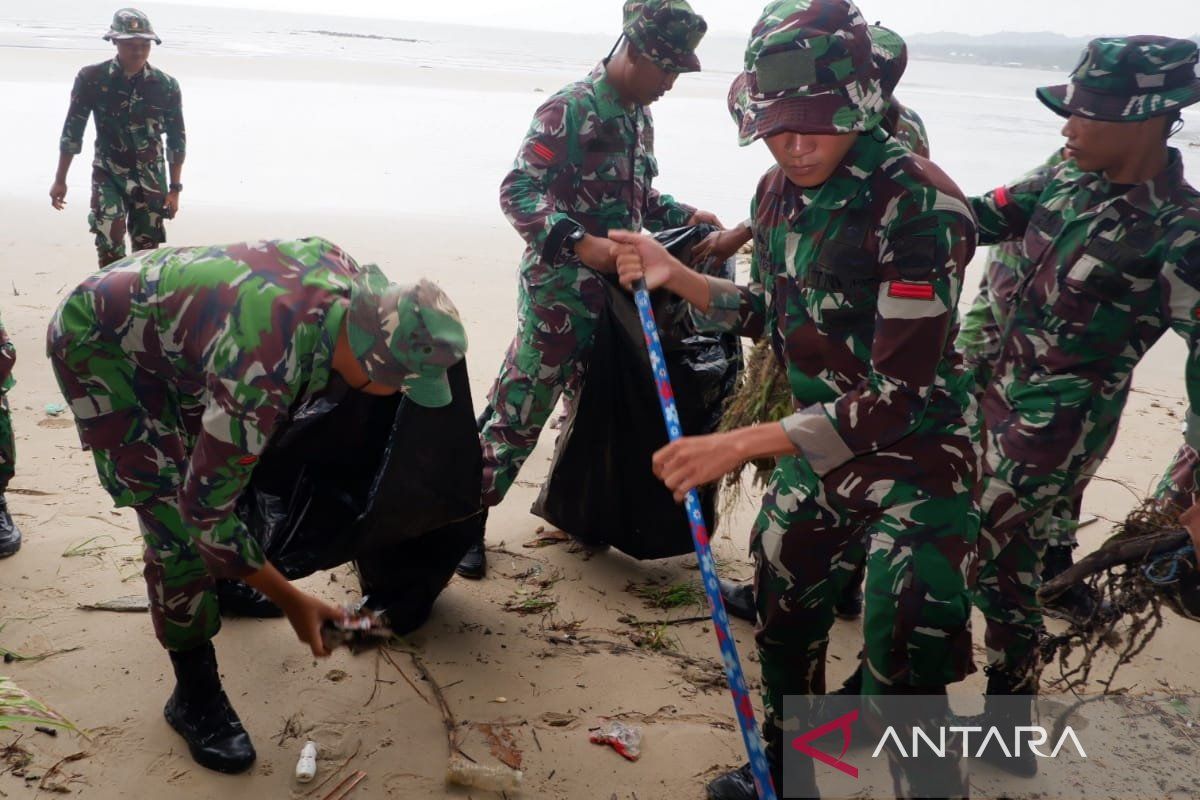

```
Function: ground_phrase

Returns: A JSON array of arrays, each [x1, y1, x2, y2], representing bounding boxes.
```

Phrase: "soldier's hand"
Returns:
[[652, 432, 745, 503], [574, 234, 617, 273], [610, 230, 678, 291], [692, 226, 752, 265], [688, 210, 725, 229], [50, 181, 68, 210], [164, 190, 180, 218], [279, 590, 349, 658]]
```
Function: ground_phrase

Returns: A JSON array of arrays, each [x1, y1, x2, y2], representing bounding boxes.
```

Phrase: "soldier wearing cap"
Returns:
[[967, 36, 1200, 777], [612, 1, 979, 796], [46, 237, 466, 773], [460, 0, 719, 579], [691, 22, 930, 265], [50, 8, 186, 268]]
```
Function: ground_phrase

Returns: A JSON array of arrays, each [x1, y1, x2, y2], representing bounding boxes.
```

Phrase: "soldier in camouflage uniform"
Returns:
[[967, 36, 1200, 777], [0, 312, 19, 558], [713, 22, 933, 627], [47, 237, 466, 773], [50, 9, 185, 268], [613, 2, 979, 796], [957, 148, 1112, 622], [458, 0, 717, 579]]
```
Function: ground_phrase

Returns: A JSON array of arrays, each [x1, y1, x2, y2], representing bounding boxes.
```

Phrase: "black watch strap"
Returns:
[[169, 182, 183, 192]]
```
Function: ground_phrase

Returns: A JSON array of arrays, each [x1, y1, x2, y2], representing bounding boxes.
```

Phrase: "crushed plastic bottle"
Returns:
[[445, 754, 523, 792], [589, 720, 643, 761]]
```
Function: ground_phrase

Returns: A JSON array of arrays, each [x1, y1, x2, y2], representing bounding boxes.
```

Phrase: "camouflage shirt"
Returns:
[[957, 150, 1065, 389], [55, 238, 359, 573], [971, 148, 1200, 470], [0, 314, 13, 393], [59, 59, 185, 191], [500, 63, 695, 280], [696, 134, 977, 477]]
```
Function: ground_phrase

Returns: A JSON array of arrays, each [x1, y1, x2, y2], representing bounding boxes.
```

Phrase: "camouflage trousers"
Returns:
[[48, 299, 224, 652], [0, 313, 14, 493], [751, 416, 979, 780], [90, 167, 167, 268], [973, 395, 1120, 680], [479, 264, 607, 506]]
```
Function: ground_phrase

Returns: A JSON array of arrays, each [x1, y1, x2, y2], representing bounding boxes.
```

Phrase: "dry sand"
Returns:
[[0, 42, 1198, 800]]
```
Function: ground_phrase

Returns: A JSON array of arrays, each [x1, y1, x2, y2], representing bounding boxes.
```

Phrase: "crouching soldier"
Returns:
[[47, 237, 466, 773]]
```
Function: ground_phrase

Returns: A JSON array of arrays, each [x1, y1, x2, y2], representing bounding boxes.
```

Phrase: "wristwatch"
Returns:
[[169, 183, 183, 192], [566, 224, 586, 251]]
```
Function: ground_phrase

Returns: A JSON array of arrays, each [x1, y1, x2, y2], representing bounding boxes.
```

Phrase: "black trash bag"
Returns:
[[530, 225, 742, 559], [236, 360, 482, 632]]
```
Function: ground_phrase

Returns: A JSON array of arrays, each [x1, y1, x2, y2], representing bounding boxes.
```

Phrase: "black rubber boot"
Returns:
[[164, 642, 257, 774], [1041, 544, 1099, 623], [454, 509, 488, 580], [0, 494, 21, 558], [834, 585, 863, 620], [215, 580, 283, 618], [719, 579, 756, 622], [971, 666, 1038, 778], [706, 762, 757, 800]]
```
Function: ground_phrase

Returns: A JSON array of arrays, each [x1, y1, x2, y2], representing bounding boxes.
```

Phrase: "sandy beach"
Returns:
[[1, 15, 1199, 800]]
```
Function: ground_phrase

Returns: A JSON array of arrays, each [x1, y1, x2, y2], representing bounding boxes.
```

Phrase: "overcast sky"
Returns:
[[149, 0, 1198, 37]]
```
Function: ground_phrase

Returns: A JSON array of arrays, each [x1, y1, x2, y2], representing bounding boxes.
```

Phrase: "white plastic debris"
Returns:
[[295, 740, 318, 783]]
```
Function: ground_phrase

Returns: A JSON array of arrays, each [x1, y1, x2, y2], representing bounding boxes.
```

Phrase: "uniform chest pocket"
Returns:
[[581, 137, 632, 183]]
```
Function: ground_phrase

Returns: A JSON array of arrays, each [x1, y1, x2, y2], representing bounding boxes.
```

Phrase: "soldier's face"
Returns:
[[629, 52, 678, 105], [764, 131, 859, 188], [1061, 114, 1157, 174], [114, 39, 152, 73]]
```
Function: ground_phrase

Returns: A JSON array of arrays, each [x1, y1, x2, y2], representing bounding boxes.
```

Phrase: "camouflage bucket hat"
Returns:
[[1037, 36, 1200, 122], [347, 266, 467, 408], [730, 0, 885, 146], [103, 8, 161, 44], [622, 0, 707, 74], [869, 24, 907, 99]]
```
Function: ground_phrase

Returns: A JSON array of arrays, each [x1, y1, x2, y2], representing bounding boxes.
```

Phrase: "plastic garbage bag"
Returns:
[[237, 360, 483, 633], [530, 226, 742, 559]]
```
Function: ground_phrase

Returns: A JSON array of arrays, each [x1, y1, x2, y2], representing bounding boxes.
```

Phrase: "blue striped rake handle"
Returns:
[[631, 280, 777, 800]]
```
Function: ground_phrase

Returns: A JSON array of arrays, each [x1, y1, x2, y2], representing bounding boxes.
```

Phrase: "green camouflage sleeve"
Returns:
[[690, 195, 766, 338], [164, 77, 186, 160], [970, 155, 1067, 246], [59, 69, 92, 155], [644, 186, 696, 232], [499, 93, 579, 263]]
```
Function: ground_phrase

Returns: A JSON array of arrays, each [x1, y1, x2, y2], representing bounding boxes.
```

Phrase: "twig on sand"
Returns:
[[36, 751, 87, 794], [379, 649, 428, 705], [304, 741, 362, 798]]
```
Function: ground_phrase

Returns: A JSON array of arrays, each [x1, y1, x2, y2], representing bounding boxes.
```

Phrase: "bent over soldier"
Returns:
[[459, 0, 718, 579], [966, 36, 1200, 777], [51, 9, 185, 267], [47, 238, 466, 773], [613, 2, 980, 797]]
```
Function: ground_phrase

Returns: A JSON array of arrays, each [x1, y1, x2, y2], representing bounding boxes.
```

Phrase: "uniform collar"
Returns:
[[797, 133, 888, 212], [590, 62, 634, 122], [107, 57, 156, 82], [1066, 147, 1184, 220]]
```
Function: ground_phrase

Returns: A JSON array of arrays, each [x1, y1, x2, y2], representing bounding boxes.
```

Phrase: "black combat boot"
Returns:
[[1041, 544, 1099, 623], [719, 579, 756, 622], [972, 666, 1038, 778], [833, 584, 863, 619], [164, 642, 257, 774], [454, 512, 488, 580], [215, 580, 283, 618], [0, 494, 21, 558]]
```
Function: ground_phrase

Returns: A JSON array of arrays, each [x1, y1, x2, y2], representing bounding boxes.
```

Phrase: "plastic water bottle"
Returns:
[[295, 740, 318, 783]]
